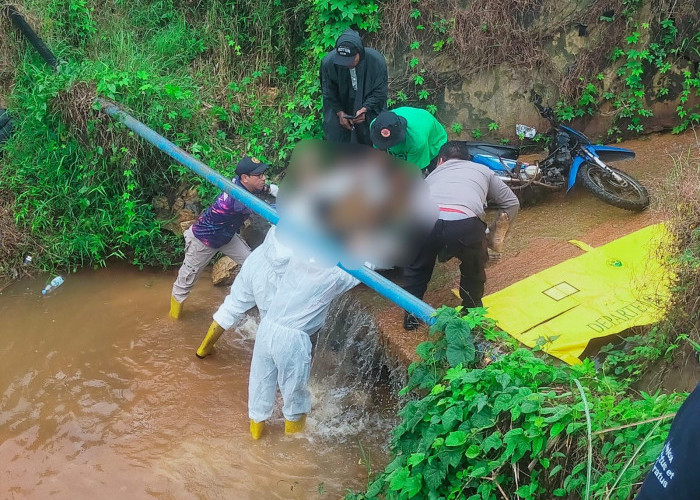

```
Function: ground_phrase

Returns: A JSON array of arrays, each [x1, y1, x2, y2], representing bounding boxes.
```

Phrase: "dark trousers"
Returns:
[[403, 217, 488, 309]]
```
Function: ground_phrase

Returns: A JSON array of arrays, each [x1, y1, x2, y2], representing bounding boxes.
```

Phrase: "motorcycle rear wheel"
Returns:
[[578, 161, 650, 212]]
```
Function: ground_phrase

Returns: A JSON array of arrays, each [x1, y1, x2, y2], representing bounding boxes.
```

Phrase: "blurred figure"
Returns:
[[402, 141, 519, 330], [248, 256, 360, 439], [635, 382, 700, 500], [195, 226, 292, 359], [169, 157, 277, 319], [320, 29, 388, 145], [276, 140, 436, 270], [370, 107, 448, 172]]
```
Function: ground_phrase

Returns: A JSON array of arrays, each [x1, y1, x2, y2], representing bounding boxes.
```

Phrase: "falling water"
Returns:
[[307, 293, 403, 443]]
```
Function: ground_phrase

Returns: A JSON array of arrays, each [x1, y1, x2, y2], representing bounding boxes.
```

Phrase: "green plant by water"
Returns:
[[344, 307, 687, 499]]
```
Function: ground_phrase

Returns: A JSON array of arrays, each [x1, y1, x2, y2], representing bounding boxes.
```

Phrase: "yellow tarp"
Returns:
[[482, 224, 670, 365]]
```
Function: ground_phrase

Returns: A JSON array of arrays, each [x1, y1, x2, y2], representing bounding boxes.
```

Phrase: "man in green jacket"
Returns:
[[370, 107, 448, 171]]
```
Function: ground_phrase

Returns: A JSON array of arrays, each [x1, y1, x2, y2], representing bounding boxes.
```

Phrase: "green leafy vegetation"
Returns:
[[0, 0, 379, 272], [556, 14, 700, 138], [345, 307, 686, 500]]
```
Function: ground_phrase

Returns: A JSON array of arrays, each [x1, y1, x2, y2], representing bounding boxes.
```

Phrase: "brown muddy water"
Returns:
[[0, 264, 398, 499]]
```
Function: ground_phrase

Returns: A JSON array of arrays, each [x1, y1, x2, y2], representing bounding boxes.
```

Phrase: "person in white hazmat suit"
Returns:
[[195, 226, 293, 358], [248, 255, 360, 439]]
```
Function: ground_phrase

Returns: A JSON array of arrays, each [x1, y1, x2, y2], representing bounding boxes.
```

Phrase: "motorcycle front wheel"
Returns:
[[578, 162, 650, 212]]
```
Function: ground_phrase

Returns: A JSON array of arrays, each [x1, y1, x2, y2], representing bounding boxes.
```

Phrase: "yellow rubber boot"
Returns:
[[196, 321, 225, 359], [285, 414, 307, 435], [250, 420, 265, 440], [169, 295, 184, 319]]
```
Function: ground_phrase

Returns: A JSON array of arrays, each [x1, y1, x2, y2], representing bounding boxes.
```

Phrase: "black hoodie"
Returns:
[[320, 29, 388, 144]]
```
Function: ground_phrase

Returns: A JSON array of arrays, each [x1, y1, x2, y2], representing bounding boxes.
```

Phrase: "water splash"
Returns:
[[307, 293, 403, 443]]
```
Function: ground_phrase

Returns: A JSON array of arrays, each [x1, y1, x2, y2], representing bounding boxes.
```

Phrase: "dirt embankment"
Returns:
[[370, 130, 699, 366]]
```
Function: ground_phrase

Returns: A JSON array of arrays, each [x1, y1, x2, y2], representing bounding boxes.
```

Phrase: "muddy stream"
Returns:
[[0, 265, 398, 499]]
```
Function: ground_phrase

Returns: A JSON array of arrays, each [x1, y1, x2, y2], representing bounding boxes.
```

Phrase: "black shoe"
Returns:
[[403, 312, 420, 331]]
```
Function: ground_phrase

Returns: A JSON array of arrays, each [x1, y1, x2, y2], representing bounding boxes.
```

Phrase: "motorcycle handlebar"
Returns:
[[533, 100, 557, 125], [530, 92, 556, 122]]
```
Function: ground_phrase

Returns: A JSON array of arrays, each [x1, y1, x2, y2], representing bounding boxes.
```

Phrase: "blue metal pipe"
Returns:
[[99, 99, 437, 324]]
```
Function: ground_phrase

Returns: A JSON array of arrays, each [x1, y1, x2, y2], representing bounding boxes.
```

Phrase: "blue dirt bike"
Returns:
[[464, 94, 650, 212]]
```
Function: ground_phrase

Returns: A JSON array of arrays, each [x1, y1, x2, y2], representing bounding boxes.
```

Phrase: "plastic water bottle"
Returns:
[[42, 275, 64, 295]]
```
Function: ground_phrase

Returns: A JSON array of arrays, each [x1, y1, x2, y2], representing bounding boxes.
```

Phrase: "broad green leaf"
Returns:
[[461, 369, 484, 384], [495, 372, 511, 389], [571, 462, 587, 475], [430, 384, 446, 395], [482, 432, 502, 453], [407, 453, 426, 466], [388, 467, 409, 491], [520, 398, 539, 414], [366, 478, 383, 496], [515, 482, 538, 497], [493, 393, 513, 414], [566, 422, 586, 435], [469, 464, 489, 478], [465, 444, 481, 459], [549, 464, 563, 477], [542, 405, 571, 423], [445, 319, 476, 367], [415, 341, 434, 361], [550, 422, 566, 438], [438, 448, 463, 468], [470, 409, 495, 429], [445, 431, 467, 447], [441, 405, 463, 430], [531, 436, 545, 456], [404, 474, 423, 498], [444, 365, 466, 382], [503, 428, 530, 461], [423, 464, 446, 491]]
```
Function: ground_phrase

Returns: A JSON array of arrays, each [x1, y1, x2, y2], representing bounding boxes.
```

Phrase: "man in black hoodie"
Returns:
[[320, 29, 388, 145]]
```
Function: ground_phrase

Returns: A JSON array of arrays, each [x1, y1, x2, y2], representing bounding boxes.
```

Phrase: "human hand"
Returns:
[[337, 111, 353, 130], [353, 107, 367, 123]]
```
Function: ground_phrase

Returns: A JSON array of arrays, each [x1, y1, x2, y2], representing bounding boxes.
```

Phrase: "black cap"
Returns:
[[332, 42, 360, 67], [370, 111, 407, 150], [235, 156, 270, 176]]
